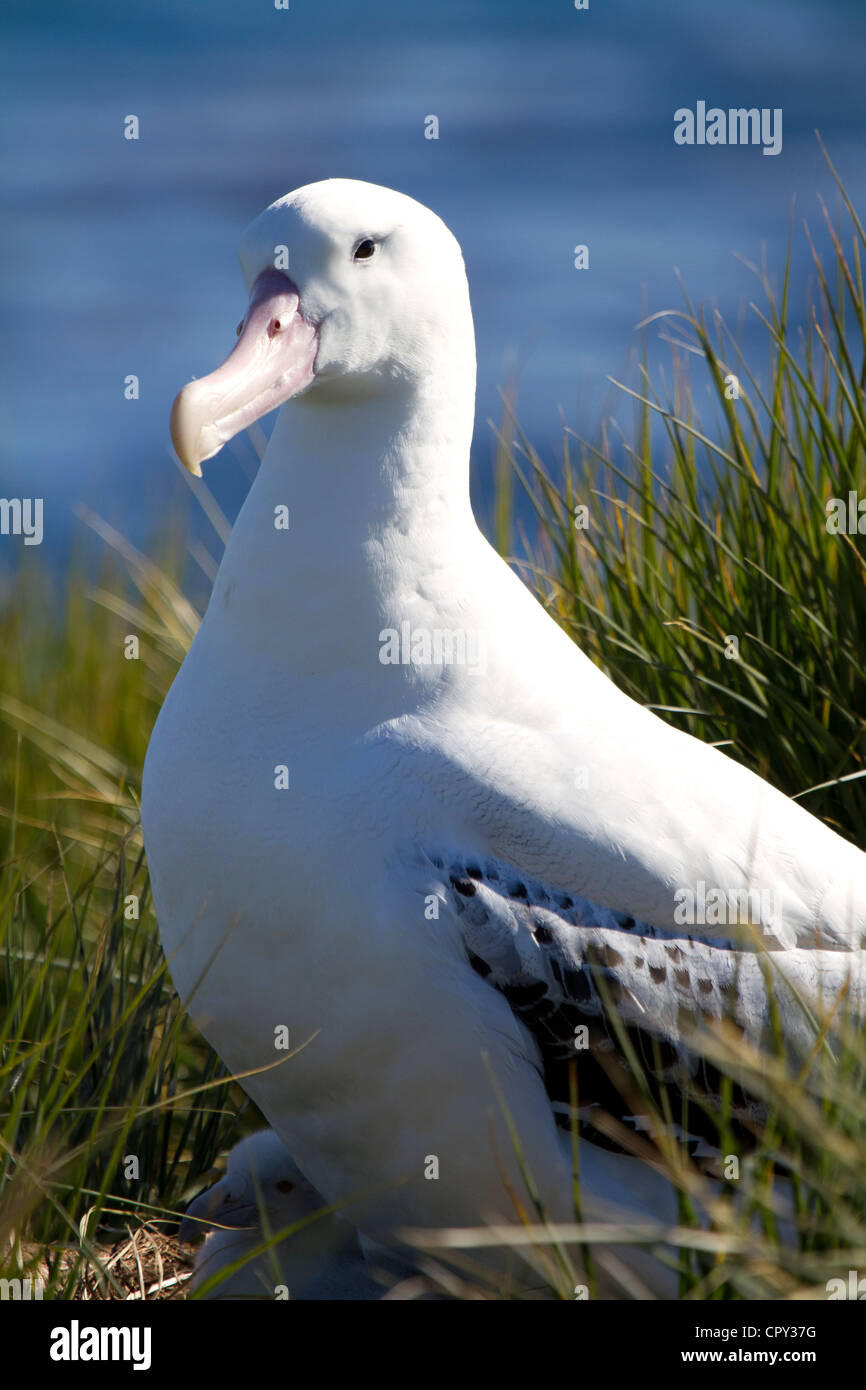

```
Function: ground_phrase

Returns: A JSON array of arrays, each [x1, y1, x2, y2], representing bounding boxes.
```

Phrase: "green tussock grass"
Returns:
[[0, 514, 243, 1298], [495, 139, 866, 846], [1, 141, 865, 1299]]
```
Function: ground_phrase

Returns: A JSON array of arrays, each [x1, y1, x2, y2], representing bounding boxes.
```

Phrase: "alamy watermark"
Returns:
[[0, 497, 43, 545], [674, 103, 782, 157], [379, 622, 486, 673], [674, 880, 784, 935], [49, 1320, 151, 1370], [826, 492, 866, 534], [826, 1270, 866, 1299], [0, 1275, 44, 1299]]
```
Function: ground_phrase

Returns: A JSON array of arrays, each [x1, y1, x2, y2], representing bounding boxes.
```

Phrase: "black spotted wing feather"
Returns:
[[428, 851, 865, 1157]]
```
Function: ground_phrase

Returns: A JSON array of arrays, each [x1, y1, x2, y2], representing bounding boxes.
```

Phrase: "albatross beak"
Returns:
[[170, 269, 318, 475], [178, 1178, 259, 1244]]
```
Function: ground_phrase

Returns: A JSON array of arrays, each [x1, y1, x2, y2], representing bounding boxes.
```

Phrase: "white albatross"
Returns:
[[179, 1130, 379, 1300], [143, 179, 866, 1289]]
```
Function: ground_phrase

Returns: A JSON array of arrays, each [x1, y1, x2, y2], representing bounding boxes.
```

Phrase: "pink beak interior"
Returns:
[[170, 269, 318, 475]]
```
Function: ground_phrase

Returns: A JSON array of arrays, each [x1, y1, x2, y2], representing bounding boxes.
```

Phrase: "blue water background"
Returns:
[[2, 0, 865, 560]]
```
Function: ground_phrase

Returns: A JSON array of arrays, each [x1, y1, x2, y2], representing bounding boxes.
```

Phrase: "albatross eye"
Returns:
[[353, 238, 377, 262], [275, 1180, 294, 1194]]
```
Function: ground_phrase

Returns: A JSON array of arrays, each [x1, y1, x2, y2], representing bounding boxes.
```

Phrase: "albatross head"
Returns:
[[170, 178, 473, 475], [178, 1129, 323, 1245]]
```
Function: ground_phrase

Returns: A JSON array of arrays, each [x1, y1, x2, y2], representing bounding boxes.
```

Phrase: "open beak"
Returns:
[[170, 269, 318, 476]]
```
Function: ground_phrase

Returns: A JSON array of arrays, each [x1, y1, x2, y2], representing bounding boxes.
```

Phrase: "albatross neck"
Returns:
[[208, 369, 480, 649], [269, 369, 474, 532]]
